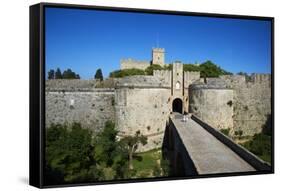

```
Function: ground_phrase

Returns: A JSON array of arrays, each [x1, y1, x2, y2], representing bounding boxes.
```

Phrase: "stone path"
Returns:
[[171, 113, 255, 174]]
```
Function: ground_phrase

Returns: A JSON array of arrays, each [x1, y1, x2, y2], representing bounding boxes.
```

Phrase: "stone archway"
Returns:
[[172, 98, 183, 113]]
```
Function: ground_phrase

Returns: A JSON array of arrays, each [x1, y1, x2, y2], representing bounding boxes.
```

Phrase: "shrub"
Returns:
[[199, 61, 232, 78], [46, 121, 129, 183], [145, 64, 164, 75], [109, 68, 145, 78], [220, 128, 230, 136], [234, 130, 243, 137], [160, 158, 170, 176], [183, 64, 201, 72], [243, 133, 271, 163], [46, 123, 98, 184]]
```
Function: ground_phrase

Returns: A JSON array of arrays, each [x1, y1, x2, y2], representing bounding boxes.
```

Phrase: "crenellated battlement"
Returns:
[[184, 71, 200, 87], [153, 70, 172, 86], [220, 73, 271, 87], [153, 69, 171, 78], [251, 74, 271, 84], [152, 48, 165, 52]]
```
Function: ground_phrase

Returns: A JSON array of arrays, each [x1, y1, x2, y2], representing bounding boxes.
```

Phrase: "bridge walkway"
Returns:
[[170, 113, 255, 174]]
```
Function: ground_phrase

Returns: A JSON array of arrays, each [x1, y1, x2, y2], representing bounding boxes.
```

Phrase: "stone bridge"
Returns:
[[163, 113, 271, 176]]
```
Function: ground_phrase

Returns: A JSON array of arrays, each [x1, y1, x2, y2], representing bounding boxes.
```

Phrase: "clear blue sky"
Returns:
[[45, 7, 272, 79]]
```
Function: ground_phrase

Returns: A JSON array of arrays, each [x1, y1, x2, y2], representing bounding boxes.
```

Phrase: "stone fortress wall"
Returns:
[[188, 74, 271, 136], [120, 58, 150, 70], [120, 48, 166, 70], [46, 80, 115, 133], [45, 48, 271, 152], [115, 87, 171, 151], [220, 74, 271, 136], [189, 78, 234, 131], [153, 70, 172, 86], [183, 71, 201, 112], [114, 75, 171, 151]]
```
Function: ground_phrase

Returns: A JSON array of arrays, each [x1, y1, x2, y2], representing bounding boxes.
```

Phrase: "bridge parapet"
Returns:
[[165, 113, 271, 176], [191, 115, 271, 171]]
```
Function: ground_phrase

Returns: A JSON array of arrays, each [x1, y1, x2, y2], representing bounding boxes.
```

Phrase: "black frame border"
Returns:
[[29, 2, 274, 189]]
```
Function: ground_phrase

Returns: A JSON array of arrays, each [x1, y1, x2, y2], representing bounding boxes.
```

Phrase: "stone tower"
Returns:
[[152, 48, 165, 66], [171, 62, 184, 114]]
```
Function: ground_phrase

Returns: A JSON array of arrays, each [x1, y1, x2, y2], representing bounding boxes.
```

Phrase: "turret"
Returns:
[[152, 48, 165, 66]]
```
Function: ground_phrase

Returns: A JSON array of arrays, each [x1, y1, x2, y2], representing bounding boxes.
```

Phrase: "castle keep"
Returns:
[[46, 48, 271, 151], [120, 48, 165, 70]]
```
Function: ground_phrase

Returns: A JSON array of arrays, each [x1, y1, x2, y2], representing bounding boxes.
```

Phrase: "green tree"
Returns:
[[163, 64, 172, 70], [48, 69, 55, 79], [46, 123, 99, 183], [94, 121, 118, 166], [109, 68, 145, 78], [93, 121, 129, 180], [199, 60, 231, 78], [94, 68, 104, 81], [183, 64, 200, 72], [243, 132, 271, 163], [119, 131, 147, 170], [62, 68, 79, 79], [55, 68, 62, 79], [46, 121, 132, 182]]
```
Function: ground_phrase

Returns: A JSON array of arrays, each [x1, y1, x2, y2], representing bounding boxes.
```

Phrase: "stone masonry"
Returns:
[[46, 48, 271, 151]]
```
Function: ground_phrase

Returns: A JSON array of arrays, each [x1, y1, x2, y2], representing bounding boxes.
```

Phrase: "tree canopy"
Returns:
[[145, 64, 164, 75], [109, 68, 146, 78], [48, 68, 80, 79], [45, 121, 152, 184], [182, 61, 232, 78], [48, 69, 55, 79], [55, 68, 62, 79], [94, 68, 103, 81], [62, 68, 80, 79], [198, 60, 232, 78], [119, 130, 147, 170], [109, 61, 232, 78], [45, 123, 98, 184]]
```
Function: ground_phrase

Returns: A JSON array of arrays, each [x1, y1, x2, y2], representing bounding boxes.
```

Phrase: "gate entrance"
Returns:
[[172, 98, 183, 113]]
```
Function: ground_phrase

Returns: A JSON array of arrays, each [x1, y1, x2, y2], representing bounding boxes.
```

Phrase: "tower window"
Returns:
[[176, 81, 181, 90]]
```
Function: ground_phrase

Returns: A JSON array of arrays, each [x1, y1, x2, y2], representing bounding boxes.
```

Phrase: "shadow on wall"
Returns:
[[262, 114, 272, 136], [161, 121, 198, 177]]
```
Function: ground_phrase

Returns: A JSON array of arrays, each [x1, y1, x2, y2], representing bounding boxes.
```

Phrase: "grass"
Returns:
[[241, 133, 271, 164], [132, 148, 162, 178]]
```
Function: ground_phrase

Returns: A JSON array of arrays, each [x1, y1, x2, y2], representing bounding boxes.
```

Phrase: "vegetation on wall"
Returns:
[[145, 64, 165, 75], [194, 60, 232, 78], [109, 68, 146, 78], [241, 115, 272, 164], [220, 128, 230, 136], [242, 133, 271, 163], [109, 60, 232, 78], [45, 121, 169, 185]]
